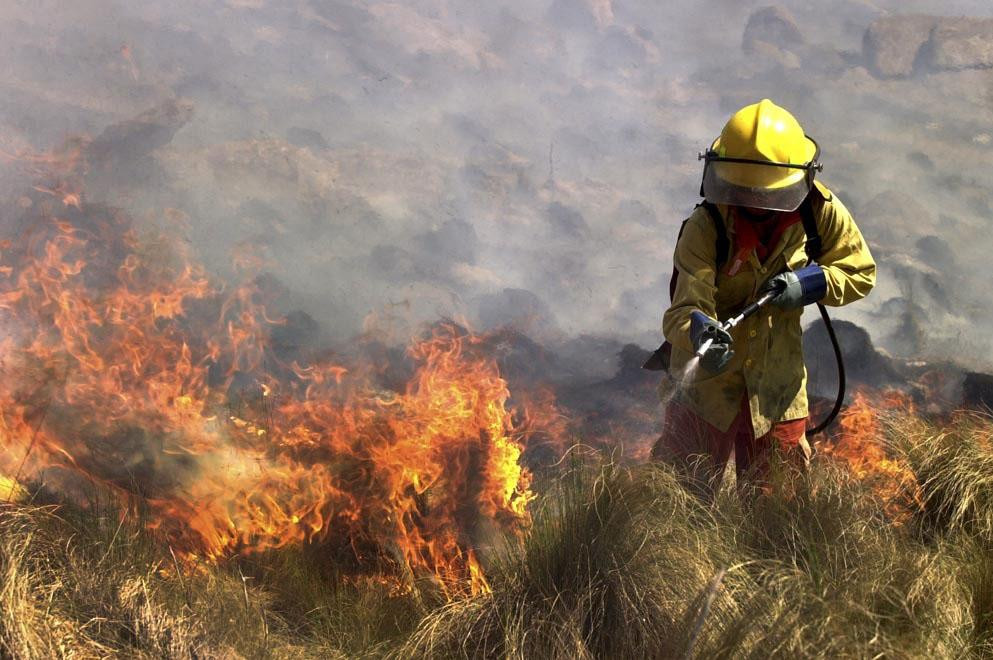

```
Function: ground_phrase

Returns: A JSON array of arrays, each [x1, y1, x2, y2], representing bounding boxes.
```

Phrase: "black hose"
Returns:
[[808, 302, 845, 435]]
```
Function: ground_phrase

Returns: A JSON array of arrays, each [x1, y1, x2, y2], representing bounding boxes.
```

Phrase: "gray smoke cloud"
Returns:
[[3, 0, 993, 371]]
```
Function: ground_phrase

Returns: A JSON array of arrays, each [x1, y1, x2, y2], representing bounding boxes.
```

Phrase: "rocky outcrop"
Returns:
[[963, 372, 993, 410], [927, 19, 993, 71], [743, 6, 804, 54], [86, 98, 194, 166], [738, 6, 850, 75], [739, 6, 805, 70], [864, 15, 993, 78], [803, 319, 903, 398], [863, 15, 936, 78]]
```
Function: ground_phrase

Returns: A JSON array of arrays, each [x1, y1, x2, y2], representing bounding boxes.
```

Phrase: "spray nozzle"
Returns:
[[700, 324, 723, 341], [693, 324, 727, 360]]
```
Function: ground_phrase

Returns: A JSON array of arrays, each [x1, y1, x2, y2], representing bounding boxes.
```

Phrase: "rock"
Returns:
[[863, 15, 936, 77], [612, 343, 656, 388], [803, 318, 903, 399], [864, 16, 993, 77], [925, 18, 993, 71], [962, 372, 993, 410], [743, 6, 804, 54], [86, 98, 194, 165]]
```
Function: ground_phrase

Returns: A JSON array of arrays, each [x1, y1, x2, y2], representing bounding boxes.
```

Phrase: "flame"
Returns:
[[0, 166, 540, 594], [820, 389, 923, 521]]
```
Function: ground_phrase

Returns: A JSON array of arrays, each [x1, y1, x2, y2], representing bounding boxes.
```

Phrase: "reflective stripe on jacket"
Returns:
[[662, 181, 876, 436]]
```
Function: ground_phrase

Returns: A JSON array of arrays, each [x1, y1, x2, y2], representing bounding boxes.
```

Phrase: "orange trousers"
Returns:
[[651, 396, 811, 496]]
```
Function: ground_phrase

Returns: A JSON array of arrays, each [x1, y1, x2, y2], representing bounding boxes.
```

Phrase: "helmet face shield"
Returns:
[[699, 135, 821, 212], [701, 100, 821, 211], [702, 159, 813, 212]]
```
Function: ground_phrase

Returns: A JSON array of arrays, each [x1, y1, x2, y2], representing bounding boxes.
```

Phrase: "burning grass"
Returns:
[[3, 145, 993, 658], [4, 407, 993, 658], [0, 193, 541, 596]]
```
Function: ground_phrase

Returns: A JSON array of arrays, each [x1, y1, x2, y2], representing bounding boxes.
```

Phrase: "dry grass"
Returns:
[[2, 409, 993, 658], [0, 502, 323, 658]]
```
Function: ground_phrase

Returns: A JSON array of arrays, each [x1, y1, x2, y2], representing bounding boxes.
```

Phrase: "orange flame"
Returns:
[[820, 389, 923, 521], [0, 176, 541, 594]]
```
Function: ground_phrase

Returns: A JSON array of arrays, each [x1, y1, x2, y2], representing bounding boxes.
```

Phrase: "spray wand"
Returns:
[[694, 282, 786, 359], [691, 279, 846, 435]]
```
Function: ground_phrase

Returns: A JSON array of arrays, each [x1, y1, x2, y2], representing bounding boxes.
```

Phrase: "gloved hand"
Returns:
[[759, 265, 827, 309], [689, 310, 734, 373]]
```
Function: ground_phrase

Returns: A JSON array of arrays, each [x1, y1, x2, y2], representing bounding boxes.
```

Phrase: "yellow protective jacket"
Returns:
[[662, 181, 876, 436]]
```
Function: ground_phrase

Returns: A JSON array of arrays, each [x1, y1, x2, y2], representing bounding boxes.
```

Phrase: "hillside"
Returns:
[[4, 2, 993, 658]]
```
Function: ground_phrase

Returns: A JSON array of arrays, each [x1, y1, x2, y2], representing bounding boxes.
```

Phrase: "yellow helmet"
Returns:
[[701, 99, 821, 212]]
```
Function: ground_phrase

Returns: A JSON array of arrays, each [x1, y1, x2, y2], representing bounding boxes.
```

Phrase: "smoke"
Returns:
[[2, 0, 993, 370]]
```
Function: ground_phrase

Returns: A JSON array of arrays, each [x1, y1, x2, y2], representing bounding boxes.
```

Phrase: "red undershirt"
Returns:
[[727, 208, 802, 274]]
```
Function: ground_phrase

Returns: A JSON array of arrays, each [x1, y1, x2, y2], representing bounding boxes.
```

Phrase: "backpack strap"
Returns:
[[798, 196, 822, 263], [667, 218, 690, 301], [698, 201, 730, 272], [644, 203, 731, 371], [667, 203, 730, 300]]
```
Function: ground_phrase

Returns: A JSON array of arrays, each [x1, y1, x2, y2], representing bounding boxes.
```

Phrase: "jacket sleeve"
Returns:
[[815, 192, 876, 307], [662, 211, 719, 353]]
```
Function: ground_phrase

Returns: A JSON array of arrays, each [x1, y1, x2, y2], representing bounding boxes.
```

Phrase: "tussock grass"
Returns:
[[397, 463, 720, 658], [888, 411, 993, 543], [399, 453, 974, 659], [3, 410, 993, 658], [239, 545, 434, 658], [0, 500, 363, 658]]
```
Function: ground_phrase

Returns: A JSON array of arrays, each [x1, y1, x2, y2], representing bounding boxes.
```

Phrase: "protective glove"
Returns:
[[689, 310, 734, 374], [759, 265, 827, 309]]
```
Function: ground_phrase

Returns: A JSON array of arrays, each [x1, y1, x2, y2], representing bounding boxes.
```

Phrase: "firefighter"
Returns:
[[651, 99, 876, 495]]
